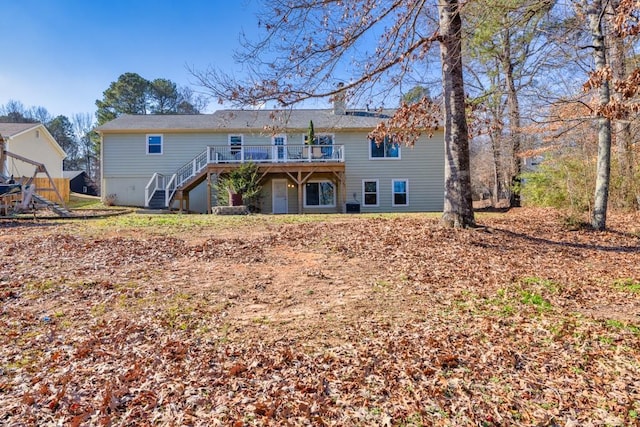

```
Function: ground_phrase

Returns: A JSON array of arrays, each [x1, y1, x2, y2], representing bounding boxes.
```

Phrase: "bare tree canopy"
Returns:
[[192, 1, 440, 108]]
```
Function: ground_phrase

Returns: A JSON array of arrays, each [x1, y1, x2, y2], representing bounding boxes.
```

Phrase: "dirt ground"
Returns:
[[1, 208, 639, 426]]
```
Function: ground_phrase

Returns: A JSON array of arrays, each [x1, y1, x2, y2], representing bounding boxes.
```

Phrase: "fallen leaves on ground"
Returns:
[[1, 208, 639, 426]]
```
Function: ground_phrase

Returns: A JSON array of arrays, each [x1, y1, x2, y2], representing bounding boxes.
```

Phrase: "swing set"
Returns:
[[0, 133, 68, 217]]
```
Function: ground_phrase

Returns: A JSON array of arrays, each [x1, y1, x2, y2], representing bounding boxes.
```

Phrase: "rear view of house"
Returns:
[[97, 107, 444, 214]]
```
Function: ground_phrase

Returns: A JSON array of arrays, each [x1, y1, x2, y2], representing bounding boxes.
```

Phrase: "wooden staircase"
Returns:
[[147, 189, 167, 209], [145, 148, 210, 210]]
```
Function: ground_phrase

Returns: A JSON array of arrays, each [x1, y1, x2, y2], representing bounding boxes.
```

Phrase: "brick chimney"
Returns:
[[333, 82, 346, 115]]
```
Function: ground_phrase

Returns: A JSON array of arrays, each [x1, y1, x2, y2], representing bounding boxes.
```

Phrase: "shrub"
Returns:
[[520, 152, 595, 212], [213, 162, 262, 211], [104, 193, 118, 206]]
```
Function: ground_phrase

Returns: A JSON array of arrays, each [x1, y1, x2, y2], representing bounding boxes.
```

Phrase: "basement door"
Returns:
[[272, 179, 288, 214]]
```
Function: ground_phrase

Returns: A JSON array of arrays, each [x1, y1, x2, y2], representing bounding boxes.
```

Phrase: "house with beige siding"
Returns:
[[0, 123, 66, 179], [96, 107, 444, 214]]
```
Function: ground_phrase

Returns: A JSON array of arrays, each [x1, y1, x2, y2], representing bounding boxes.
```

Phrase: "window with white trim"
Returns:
[[273, 134, 286, 160], [146, 134, 163, 155], [273, 135, 287, 145], [369, 135, 400, 159], [304, 133, 334, 146], [392, 179, 408, 206], [362, 180, 379, 207], [303, 133, 334, 159], [229, 134, 243, 156], [304, 181, 335, 207]]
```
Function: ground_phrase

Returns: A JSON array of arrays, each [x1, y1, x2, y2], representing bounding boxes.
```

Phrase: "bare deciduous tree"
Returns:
[[192, 0, 475, 227]]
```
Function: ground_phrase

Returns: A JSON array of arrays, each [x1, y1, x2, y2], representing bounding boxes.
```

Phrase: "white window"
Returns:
[[304, 181, 335, 207], [229, 134, 243, 155], [370, 136, 400, 159], [392, 179, 408, 206], [362, 180, 379, 207], [304, 133, 334, 146], [303, 133, 334, 159], [146, 134, 163, 155]]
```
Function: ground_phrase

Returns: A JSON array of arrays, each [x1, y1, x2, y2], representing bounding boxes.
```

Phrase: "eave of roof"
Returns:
[[0, 122, 67, 158], [0, 122, 41, 138]]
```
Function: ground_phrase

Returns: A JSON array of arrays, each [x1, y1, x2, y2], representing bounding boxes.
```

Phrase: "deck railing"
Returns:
[[147, 144, 344, 207], [208, 144, 344, 164]]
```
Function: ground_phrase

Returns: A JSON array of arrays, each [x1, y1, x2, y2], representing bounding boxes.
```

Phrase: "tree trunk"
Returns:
[[501, 24, 522, 208], [438, 0, 475, 228], [587, 0, 612, 230], [608, 1, 635, 210], [489, 131, 503, 206]]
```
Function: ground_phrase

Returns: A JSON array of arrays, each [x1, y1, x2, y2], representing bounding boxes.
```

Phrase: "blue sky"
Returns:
[[0, 0, 263, 120]]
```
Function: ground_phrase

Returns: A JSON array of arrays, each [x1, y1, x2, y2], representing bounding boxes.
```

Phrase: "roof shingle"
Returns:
[[96, 109, 396, 133]]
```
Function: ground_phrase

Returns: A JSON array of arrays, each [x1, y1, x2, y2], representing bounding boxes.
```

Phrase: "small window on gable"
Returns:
[[392, 179, 408, 206], [362, 180, 379, 207], [147, 134, 163, 155], [370, 135, 400, 159], [35, 130, 40, 138]]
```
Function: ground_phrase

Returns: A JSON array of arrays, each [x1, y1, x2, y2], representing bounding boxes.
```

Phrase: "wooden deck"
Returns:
[[175, 161, 346, 214]]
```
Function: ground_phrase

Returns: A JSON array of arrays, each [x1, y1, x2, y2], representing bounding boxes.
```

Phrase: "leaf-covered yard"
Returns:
[[1, 208, 639, 426]]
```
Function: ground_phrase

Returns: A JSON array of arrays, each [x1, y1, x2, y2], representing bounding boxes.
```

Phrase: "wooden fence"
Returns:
[[32, 178, 70, 203]]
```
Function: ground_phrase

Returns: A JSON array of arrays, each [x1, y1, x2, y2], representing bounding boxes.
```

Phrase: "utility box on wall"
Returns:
[[345, 202, 360, 213]]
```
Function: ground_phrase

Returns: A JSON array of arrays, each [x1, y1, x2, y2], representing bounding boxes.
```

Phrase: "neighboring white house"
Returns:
[[0, 123, 66, 179], [96, 107, 445, 214]]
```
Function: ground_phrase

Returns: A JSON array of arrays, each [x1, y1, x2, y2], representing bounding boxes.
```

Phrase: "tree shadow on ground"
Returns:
[[488, 226, 640, 254]]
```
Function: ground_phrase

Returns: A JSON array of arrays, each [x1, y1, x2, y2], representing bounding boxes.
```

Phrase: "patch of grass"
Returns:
[[251, 316, 271, 325], [67, 194, 104, 209], [520, 276, 560, 293], [613, 278, 640, 294], [89, 212, 434, 233], [499, 303, 515, 316], [606, 319, 625, 329], [6, 349, 43, 371], [520, 290, 552, 311], [90, 303, 108, 317], [487, 282, 554, 316], [605, 319, 640, 336], [162, 293, 198, 330], [399, 412, 424, 427], [372, 279, 392, 292], [27, 279, 60, 293], [598, 336, 614, 345]]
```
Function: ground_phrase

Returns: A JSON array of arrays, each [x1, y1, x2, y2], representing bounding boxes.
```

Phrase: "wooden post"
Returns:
[[207, 171, 212, 214], [340, 171, 346, 213], [0, 134, 6, 178], [297, 170, 303, 214]]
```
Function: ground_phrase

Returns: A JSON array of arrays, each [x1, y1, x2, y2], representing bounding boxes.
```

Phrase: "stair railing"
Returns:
[[165, 173, 177, 207], [174, 149, 209, 188], [144, 173, 166, 207]]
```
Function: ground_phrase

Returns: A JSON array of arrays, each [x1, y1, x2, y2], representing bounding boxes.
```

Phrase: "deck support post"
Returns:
[[297, 170, 303, 214], [206, 171, 212, 214]]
